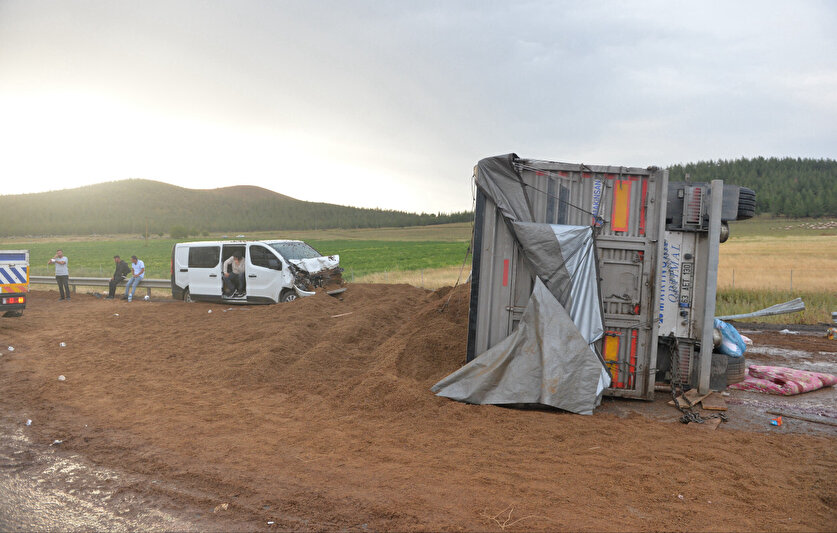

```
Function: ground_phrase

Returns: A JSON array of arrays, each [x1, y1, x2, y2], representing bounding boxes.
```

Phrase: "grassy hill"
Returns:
[[0, 179, 472, 237]]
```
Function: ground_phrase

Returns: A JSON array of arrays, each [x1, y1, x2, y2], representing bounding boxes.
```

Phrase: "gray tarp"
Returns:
[[431, 278, 610, 415], [432, 154, 610, 414], [478, 154, 574, 308], [515, 223, 604, 346]]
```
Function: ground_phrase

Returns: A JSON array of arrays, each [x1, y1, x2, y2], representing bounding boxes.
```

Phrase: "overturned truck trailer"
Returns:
[[462, 154, 753, 402]]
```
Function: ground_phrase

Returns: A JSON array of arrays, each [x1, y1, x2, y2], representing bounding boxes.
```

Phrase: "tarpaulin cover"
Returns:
[[431, 278, 610, 415], [432, 154, 610, 414]]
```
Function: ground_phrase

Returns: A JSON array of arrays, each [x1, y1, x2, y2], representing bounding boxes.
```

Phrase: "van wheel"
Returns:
[[183, 288, 193, 303], [280, 290, 297, 303]]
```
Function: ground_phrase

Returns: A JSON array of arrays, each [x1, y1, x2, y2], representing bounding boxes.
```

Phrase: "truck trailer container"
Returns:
[[466, 154, 753, 399]]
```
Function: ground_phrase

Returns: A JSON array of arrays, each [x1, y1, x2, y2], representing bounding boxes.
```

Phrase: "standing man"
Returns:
[[48, 249, 70, 301], [107, 255, 132, 299], [124, 255, 145, 302]]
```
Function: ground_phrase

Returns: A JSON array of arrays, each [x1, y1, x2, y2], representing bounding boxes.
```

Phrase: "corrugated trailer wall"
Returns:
[[467, 158, 668, 400]]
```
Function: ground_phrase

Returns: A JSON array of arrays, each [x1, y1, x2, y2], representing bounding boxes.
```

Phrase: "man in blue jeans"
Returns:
[[124, 255, 145, 302]]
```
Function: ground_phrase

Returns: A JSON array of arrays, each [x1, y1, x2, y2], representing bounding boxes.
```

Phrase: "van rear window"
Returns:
[[188, 246, 220, 268], [269, 242, 320, 260]]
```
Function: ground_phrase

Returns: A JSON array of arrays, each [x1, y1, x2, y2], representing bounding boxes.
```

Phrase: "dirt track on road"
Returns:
[[0, 287, 835, 531]]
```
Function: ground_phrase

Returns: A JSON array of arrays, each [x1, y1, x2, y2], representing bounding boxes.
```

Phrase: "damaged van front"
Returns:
[[263, 240, 346, 300]]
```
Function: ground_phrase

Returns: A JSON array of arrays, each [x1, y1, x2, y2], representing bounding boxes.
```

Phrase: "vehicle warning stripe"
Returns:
[[0, 269, 14, 284], [603, 334, 622, 388], [639, 179, 648, 237], [0, 266, 28, 285], [611, 180, 632, 232], [502, 259, 509, 287], [629, 329, 638, 389]]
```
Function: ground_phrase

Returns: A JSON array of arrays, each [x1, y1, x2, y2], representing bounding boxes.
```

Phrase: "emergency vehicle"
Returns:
[[0, 250, 29, 317]]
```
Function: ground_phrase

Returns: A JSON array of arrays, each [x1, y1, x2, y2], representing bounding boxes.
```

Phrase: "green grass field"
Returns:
[[2, 227, 471, 280], [5, 217, 835, 324]]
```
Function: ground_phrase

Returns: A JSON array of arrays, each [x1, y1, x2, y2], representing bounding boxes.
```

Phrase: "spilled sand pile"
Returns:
[[0, 286, 834, 531]]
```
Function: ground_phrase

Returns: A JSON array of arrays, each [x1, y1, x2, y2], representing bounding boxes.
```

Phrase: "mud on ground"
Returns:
[[0, 287, 834, 531]]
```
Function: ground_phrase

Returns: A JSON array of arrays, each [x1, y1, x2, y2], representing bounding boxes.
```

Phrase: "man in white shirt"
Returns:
[[48, 249, 70, 300], [222, 251, 246, 298], [124, 255, 145, 302]]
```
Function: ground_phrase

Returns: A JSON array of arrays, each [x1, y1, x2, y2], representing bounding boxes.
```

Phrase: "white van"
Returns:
[[171, 240, 343, 304]]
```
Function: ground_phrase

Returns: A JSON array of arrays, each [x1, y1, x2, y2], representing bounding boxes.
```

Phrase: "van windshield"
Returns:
[[269, 242, 321, 260]]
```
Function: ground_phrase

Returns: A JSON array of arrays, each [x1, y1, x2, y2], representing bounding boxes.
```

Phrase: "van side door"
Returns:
[[187, 245, 222, 297], [246, 244, 288, 302]]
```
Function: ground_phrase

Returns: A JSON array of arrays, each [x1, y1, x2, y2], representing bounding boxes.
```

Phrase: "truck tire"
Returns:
[[726, 355, 747, 385], [736, 188, 756, 220]]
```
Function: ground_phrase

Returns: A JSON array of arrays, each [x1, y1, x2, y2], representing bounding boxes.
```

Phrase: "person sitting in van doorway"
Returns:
[[124, 255, 145, 302], [106, 255, 131, 299], [223, 251, 246, 298]]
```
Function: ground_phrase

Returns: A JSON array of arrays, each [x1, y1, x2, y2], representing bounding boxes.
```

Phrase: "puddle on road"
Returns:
[[0, 420, 197, 532], [745, 345, 837, 374]]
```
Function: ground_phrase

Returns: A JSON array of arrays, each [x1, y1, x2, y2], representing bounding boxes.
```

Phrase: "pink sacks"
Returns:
[[728, 365, 837, 395]]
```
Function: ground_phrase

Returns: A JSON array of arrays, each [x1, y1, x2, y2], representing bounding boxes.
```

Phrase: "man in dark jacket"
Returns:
[[106, 255, 132, 299]]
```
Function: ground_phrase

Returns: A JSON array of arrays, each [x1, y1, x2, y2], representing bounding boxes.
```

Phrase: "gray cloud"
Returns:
[[0, 0, 834, 211]]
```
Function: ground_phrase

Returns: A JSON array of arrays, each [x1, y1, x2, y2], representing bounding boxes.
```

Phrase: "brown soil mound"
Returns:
[[0, 287, 834, 531]]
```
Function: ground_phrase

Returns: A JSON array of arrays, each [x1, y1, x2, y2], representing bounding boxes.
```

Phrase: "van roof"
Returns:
[[175, 239, 305, 246]]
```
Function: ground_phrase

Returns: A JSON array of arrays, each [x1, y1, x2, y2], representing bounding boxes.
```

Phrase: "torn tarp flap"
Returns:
[[512, 222, 604, 345], [550, 224, 604, 345], [476, 154, 532, 223], [477, 155, 588, 309], [431, 278, 610, 415], [511, 221, 574, 310]]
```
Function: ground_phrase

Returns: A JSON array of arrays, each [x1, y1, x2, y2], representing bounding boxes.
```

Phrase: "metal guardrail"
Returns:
[[29, 276, 170, 297]]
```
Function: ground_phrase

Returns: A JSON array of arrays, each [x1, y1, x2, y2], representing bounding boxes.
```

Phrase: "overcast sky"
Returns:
[[1, 1, 835, 213]]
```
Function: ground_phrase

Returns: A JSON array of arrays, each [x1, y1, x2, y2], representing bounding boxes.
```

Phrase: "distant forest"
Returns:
[[0, 180, 472, 237], [668, 157, 836, 217]]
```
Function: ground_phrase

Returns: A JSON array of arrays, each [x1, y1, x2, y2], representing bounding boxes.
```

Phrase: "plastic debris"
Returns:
[[267, 521, 275, 525], [677, 494, 684, 500], [144, 295, 150, 301], [25, 419, 32, 426], [208, 310, 212, 314], [715, 319, 746, 357], [7, 346, 13, 352], [779, 329, 798, 335], [770, 416, 783, 427], [716, 298, 805, 321], [51, 439, 63, 446], [114, 313, 119, 317], [827, 327, 837, 341], [740, 334, 754, 346], [58, 375, 66, 381], [59, 342, 67, 347]]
